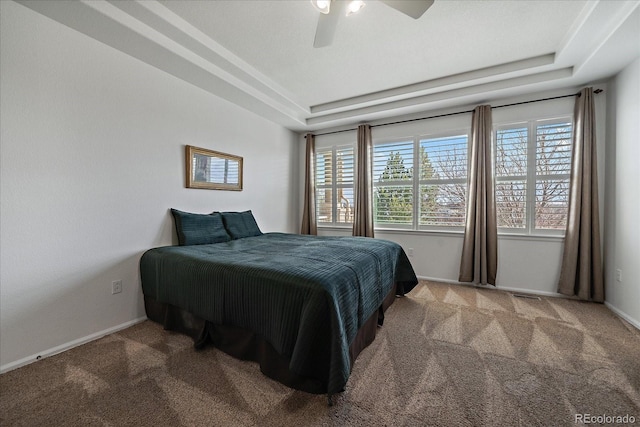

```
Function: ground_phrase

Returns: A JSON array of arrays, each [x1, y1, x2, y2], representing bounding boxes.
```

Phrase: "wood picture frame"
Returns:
[[185, 145, 243, 191]]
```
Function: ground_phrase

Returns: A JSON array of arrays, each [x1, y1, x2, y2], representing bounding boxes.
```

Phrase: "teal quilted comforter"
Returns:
[[140, 233, 417, 394]]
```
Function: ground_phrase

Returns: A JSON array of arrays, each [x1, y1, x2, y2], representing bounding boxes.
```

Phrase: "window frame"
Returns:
[[315, 144, 355, 228], [494, 116, 573, 237], [417, 131, 470, 231], [372, 136, 416, 230], [371, 129, 470, 232], [314, 105, 574, 238]]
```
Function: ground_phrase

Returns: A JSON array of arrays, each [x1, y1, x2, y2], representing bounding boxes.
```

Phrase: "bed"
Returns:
[[140, 210, 418, 401]]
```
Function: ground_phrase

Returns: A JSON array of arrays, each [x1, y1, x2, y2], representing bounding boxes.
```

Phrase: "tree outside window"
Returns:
[[495, 119, 572, 234], [316, 119, 571, 236], [373, 134, 468, 229]]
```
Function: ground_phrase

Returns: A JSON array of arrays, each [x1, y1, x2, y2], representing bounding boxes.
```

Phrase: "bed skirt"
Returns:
[[144, 283, 398, 395]]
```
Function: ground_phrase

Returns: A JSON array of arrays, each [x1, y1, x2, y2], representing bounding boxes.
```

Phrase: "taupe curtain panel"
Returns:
[[557, 88, 604, 302], [353, 124, 375, 237], [459, 105, 497, 285], [300, 133, 317, 235]]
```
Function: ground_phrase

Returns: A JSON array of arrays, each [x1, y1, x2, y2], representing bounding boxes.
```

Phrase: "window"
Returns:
[[314, 112, 573, 236], [315, 146, 354, 226], [419, 135, 467, 227], [372, 132, 469, 230], [373, 140, 414, 226], [495, 118, 572, 234]]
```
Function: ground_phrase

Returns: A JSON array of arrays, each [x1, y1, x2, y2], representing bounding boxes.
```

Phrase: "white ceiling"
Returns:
[[17, 0, 640, 132]]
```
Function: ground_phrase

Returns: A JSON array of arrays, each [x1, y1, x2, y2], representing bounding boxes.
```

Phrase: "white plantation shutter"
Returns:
[[372, 141, 414, 179], [494, 119, 572, 234], [535, 121, 572, 229], [496, 180, 527, 228], [495, 126, 528, 229], [314, 114, 572, 236], [335, 147, 355, 224], [371, 134, 468, 229], [315, 149, 333, 223], [372, 140, 414, 226], [315, 146, 355, 225], [418, 135, 468, 227]]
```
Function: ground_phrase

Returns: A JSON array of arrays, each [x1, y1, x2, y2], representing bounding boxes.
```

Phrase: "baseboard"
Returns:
[[605, 302, 640, 331], [416, 275, 566, 298], [0, 316, 147, 374]]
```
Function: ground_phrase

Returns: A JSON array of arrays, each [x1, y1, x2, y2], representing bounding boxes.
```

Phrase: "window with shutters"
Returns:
[[314, 114, 572, 236], [315, 146, 355, 226], [373, 140, 414, 227], [372, 132, 469, 230], [495, 118, 572, 235], [418, 135, 468, 227]]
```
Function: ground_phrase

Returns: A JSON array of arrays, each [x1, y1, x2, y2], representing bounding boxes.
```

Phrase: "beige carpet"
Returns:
[[2, 281, 639, 426]]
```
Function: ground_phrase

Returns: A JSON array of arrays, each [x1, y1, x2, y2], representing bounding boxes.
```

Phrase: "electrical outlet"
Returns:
[[408, 248, 414, 257], [112, 280, 123, 294], [616, 269, 622, 282]]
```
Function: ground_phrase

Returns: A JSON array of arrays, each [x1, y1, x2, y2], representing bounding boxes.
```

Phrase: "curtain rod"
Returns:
[[306, 88, 603, 138]]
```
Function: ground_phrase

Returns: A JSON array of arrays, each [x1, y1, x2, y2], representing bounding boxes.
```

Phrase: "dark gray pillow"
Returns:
[[220, 210, 263, 239], [170, 209, 231, 246]]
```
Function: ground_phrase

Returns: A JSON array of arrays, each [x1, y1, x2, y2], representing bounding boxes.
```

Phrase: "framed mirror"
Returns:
[[185, 145, 243, 191]]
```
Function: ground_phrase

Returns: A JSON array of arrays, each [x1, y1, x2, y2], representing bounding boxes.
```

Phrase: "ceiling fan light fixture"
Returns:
[[311, 0, 331, 15], [346, 0, 366, 16]]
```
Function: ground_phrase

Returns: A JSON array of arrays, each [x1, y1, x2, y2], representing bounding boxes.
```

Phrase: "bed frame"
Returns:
[[144, 283, 399, 405]]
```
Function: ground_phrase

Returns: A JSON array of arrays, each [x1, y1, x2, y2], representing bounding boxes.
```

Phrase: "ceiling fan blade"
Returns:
[[313, 1, 346, 48], [380, 0, 434, 19]]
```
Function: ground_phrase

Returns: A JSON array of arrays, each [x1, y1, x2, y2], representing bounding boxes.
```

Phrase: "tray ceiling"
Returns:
[[16, 0, 640, 131]]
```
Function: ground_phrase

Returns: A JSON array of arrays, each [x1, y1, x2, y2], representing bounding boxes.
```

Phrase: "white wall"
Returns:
[[604, 58, 640, 328], [0, 1, 299, 371], [312, 91, 608, 297]]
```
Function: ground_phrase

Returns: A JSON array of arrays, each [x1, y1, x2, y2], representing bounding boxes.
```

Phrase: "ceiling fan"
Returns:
[[311, 0, 435, 48]]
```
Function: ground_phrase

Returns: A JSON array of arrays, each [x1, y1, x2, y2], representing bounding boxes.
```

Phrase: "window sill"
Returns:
[[317, 226, 565, 242], [317, 225, 353, 232], [375, 228, 465, 237], [498, 233, 565, 242]]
